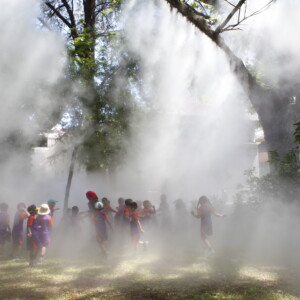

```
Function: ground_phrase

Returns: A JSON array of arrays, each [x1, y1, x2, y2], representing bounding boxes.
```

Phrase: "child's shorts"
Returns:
[[12, 233, 23, 246], [96, 229, 108, 243], [39, 234, 50, 248]]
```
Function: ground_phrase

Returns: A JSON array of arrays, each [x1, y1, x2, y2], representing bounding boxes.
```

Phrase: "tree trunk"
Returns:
[[165, 0, 294, 155], [63, 146, 78, 212]]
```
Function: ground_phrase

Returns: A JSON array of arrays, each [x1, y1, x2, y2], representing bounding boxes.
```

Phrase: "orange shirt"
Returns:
[[103, 205, 115, 213], [27, 215, 36, 227], [124, 207, 130, 217], [130, 210, 139, 221], [141, 208, 155, 217]]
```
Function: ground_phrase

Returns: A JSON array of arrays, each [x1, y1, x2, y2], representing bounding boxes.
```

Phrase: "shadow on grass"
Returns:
[[0, 251, 298, 300]]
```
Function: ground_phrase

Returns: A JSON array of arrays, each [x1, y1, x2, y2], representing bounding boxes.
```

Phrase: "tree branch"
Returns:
[[215, 0, 246, 34], [38, 17, 51, 30], [61, 0, 78, 38], [166, 0, 216, 40], [164, 0, 293, 154], [45, 2, 72, 28], [164, 0, 260, 103], [223, 0, 235, 8], [219, 0, 275, 33]]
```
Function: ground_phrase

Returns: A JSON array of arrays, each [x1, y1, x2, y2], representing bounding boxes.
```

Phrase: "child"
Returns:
[[47, 199, 59, 218], [26, 205, 40, 266], [174, 198, 188, 231], [114, 197, 125, 227], [70, 206, 86, 237], [191, 195, 225, 255], [157, 194, 172, 231], [141, 200, 156, 229], [0, 203, 11, 254], [128, 201, 145, 255], [102, 198, 116, 216], [86, 191, 98, 214], [94, 202, 113, 256], [70, 206, 80, 228], [123, 198, 133, 226], [136, 200, 143, 218], [36, 204, 53, 261], [12, 202, 29, 258]]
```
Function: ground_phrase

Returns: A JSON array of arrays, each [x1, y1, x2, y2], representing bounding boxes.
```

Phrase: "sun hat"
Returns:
[[38, 204, 50, 215], [95, 202, 103, 210], [47, 199, 58, 204]]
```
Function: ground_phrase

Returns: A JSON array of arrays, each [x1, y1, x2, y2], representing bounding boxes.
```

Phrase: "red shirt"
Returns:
[[130, 210, 139, 221], [124, 207, 130, 217], [141, 208, 155, 217], [103, 205, 115, 213], [27, 215, 36, 227]]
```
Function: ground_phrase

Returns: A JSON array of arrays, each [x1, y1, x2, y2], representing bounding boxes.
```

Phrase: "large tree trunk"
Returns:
[[165, 0, 294, 155]]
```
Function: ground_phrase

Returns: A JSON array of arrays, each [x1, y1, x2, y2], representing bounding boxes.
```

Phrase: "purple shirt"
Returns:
[[0, 212, 9, 231], [12, 212, 27, 234], [37, 215, 53, 235]]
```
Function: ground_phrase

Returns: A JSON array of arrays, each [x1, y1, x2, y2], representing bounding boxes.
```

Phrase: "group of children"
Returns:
[[0, 191, 225, 266], [86, 191, 225, 257], [0, 201, 54, 266]]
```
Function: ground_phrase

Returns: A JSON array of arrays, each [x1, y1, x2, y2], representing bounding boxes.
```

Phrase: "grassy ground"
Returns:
[[0, 248, 299, 300]]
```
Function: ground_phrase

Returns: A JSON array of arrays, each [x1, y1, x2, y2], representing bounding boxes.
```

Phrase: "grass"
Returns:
[[0, 247, 299, 299]]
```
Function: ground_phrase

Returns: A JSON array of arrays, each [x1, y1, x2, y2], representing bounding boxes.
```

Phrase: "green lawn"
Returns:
[[0, 250, 299, 300]]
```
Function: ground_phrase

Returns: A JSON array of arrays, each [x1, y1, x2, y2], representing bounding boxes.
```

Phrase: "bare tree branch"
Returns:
[[215, 0, 246, 34], [45, 2, 73, 28], [61, 0, 78, 37], [220, 0, 275, 33], [164, 0, 259, 100], [223, 0, 235, 8], [38, 17, 51, 30]]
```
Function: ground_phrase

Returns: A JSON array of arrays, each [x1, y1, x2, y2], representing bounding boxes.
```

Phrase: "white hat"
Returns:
[[95, 202, 103, 210], [38, 204, 50, 215]]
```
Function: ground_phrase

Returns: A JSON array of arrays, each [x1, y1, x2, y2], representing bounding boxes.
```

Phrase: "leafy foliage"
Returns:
[[240, 147, 300, 205], [40, 1, 140, 172]]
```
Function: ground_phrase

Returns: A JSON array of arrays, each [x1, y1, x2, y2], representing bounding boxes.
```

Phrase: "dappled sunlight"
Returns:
[[0, 254, 299, 299], [239, 266, 279, 282], [174, 261, 210, 277], [102, 254, 159, 280]]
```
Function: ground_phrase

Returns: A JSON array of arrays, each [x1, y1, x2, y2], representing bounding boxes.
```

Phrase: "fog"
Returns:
[[1, 0, 300, 293]]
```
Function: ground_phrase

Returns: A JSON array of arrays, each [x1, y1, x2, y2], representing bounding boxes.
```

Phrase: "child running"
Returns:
[[128, 201, 145, 255], [141, 200, 156, 229], [102, 197, 116, 217], [36, 204, 53, 262], [86, 191, 99, 215], [94, 201, 113, 257], [11, 202, 29, 259], [123, 199, 133, 228], [26, 205, 40, 266], [70, 206, 81, 233], [0, 203, 11, 254], [47, 199, 59, 218], [191, 195, 225, 256], [114, 197, 125, 228], [157, 194, 172, 231]]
